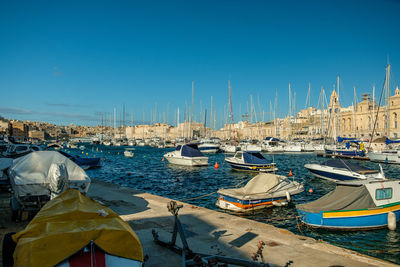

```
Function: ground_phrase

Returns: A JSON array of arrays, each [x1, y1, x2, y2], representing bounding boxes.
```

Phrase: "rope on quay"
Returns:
[[256, 216, 297, 222], [177, 177, 250, 202], [178, 191, 218, 202]]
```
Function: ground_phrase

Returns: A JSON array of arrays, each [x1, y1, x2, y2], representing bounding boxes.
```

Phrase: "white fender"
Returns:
[[388, 212, 396, 231], [285, 191, 291, 202]]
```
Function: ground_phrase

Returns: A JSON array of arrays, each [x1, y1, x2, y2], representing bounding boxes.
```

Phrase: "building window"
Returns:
[[395, 113, 398, 129], [376, 188, 392, 200]]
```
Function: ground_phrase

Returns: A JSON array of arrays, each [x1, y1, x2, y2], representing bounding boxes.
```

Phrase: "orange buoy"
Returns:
[[289, 170, 293, 176], [162, 157, 165, 162], [214, 162, 219, 169], [308, 188, 313, 193]]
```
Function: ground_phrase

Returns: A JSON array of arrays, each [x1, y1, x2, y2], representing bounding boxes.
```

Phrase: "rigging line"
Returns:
[[368, 75, 387, 150]]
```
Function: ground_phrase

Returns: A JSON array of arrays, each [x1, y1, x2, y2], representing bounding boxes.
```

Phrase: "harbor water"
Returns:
[[74, 145, 400, 264]]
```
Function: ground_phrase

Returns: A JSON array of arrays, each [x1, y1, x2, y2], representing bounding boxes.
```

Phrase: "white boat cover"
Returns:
[[218, 173, 281, 199], [8, 151, 90, 198]]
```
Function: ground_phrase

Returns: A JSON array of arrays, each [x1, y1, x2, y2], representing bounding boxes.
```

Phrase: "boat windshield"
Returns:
[[175, 145, 182, 151]]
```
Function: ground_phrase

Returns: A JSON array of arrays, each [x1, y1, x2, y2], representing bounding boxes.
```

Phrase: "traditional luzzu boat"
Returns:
[[296, 179, 400, 230], [6, 189, 143, 266], [216, 173, 304, 212], [304, 159, 385, 182], [225, 151, 278, 172], [164, 143, 208, 166]]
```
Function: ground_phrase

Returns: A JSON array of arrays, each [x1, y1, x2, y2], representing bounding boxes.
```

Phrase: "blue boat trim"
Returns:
[[306, 168, 357, 181]]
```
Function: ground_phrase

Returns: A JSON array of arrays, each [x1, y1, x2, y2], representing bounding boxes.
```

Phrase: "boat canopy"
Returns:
[[385, 138, 400, 145], [181, 144, 204, 157], [337, 136, 357, 143], [243, 152, 271, 164], [218, 173, 281, 199], [297, 184, 376, 213], [12, 189, 143, 266], [321, 159, 378, 174]]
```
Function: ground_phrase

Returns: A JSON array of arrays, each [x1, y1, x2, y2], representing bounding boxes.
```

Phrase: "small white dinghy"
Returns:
[[124, 148, 134, 158], [216, 173, 304, 212]]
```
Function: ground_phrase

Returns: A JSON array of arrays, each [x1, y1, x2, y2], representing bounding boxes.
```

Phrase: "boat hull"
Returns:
[[216, 194, 288, 211], [165, 155, 208, 166], [367, 151, 400, 164], [225, 160, 278, 172], [198, 147, 219, 153], [305, 164, 361, 182], [297, 203, 400, 230], [325, 149, 365, 157]]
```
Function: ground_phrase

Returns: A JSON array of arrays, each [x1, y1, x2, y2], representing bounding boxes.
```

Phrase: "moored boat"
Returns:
[[7, 189, 143, 266], [296, 179, 400, 230], [198, 139, 220, 153], [225, 151, 277, 172], [367, 149, 400, 164], [216, 173, 304, 211], [304, 159, 385, 182], [164, 143, 208, 166], [124, 148, 134, 158], [58, 150, 102, 169]]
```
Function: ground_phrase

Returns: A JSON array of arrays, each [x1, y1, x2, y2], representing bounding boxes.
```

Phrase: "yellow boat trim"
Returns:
[[323, 204, 400, 218]]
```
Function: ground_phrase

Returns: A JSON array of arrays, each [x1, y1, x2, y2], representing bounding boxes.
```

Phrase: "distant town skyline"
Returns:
[[1, 0, 400, 127]]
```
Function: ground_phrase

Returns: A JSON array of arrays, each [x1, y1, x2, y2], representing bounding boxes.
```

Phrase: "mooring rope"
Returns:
[[177, 176, 251, 202], [256, 216, 297, 222], [178, 191, 218, 202]]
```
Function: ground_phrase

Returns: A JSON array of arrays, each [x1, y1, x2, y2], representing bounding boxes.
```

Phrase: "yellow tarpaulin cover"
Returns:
[[12, 189, 143, 266]]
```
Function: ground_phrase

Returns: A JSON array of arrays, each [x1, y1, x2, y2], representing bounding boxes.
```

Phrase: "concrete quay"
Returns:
[[87, 180, 398, 267]]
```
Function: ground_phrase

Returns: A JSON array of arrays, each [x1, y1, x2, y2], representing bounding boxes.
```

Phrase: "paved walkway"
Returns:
[[87, 180, 398, 267]]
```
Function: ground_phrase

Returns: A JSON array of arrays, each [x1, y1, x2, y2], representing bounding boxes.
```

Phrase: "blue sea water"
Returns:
[[73, 145, 400, 264]]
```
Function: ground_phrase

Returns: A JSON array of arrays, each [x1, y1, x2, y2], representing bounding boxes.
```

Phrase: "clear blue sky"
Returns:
[[1, 0, 399, 127]]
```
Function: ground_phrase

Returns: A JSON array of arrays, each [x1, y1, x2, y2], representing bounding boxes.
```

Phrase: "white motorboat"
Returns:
[[102, 140, 111, 146], [136, 139, 145, 146], [261, 137, 284, 153], [164, 143, 208, 166], [198, 139, 220, 153], [283, 142, 302, 152], [128, 139, 136, 146], [240, 140, 262, 152], [305, 159, 385, 182], [367, 149, 400, 164], [221, 143, 238, 154], [216, 173, 304, 211]]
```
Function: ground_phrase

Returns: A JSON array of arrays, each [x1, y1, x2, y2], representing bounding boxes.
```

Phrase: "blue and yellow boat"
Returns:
[[296, 179, 400, 230]]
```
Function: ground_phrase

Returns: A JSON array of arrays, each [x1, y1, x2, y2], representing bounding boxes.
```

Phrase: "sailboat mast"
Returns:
[[288, 83, 291, 140], [385, 64, 391, 137]]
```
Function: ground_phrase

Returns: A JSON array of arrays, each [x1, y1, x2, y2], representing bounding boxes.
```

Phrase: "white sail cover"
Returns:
[[8, 151, 90, 198]]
